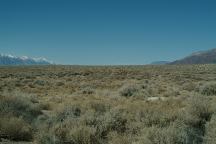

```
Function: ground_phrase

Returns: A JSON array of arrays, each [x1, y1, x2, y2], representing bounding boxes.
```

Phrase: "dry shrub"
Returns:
[[56, 81, 65, 86], [34, 80, 46, 86], [90, 102, 109, 114], [0, 92, 42, 122], [82, 108, 128, 140], [138, 101, 180, 127], [200, 82, 216, 96], [53, 121, 98, 144], [107, 132, 132, 144], [138, 121, 188, 144], [203, 114, 216, 144], [0, 91, 43, 142], [37, 107, 129, 144], [182, 82, 197, 92], [0, 116, 33, 141], [101, 109, 128, 134], [81, 86, 95, 95], [183, 95, 213, 143], [185, 95, 212, 126], [54, 105, 82, 123], [119, 82, 151, 98], [119, 83, 139, 97], [64, 125, 97, 144], [37, 118, 101, 144]]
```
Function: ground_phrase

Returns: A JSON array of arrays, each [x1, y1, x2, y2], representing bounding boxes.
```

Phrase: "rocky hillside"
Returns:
[[170, 48, 216, 64]]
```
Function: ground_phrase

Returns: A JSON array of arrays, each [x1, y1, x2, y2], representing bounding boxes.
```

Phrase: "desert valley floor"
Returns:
[[1, 65, 216, 144]]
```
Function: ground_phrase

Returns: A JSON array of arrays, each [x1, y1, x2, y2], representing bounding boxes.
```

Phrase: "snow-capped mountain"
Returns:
[[0, 54, 53, 65]]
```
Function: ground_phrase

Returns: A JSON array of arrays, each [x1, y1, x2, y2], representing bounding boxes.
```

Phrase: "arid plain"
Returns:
[[1, 65, 216, 144]]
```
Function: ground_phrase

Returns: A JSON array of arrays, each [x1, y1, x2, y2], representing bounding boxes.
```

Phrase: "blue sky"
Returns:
[[0, 0, 216, 65]]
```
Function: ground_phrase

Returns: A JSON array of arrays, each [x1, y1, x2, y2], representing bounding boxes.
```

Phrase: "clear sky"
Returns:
[[0, 0, 216, 65]]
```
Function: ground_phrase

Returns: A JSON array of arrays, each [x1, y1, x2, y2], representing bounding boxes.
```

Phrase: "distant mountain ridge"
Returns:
[[150, 61, 170, 65], [0, 54, 52, 65], [170, 48, 216, 65]]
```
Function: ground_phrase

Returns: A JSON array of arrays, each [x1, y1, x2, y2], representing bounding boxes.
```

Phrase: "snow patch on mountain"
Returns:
[[0, 54, 53, 65]]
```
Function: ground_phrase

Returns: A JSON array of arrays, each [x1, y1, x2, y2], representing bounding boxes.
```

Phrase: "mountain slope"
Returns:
[[170, 48, 216, 65], [0, 54, 52, 65]]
